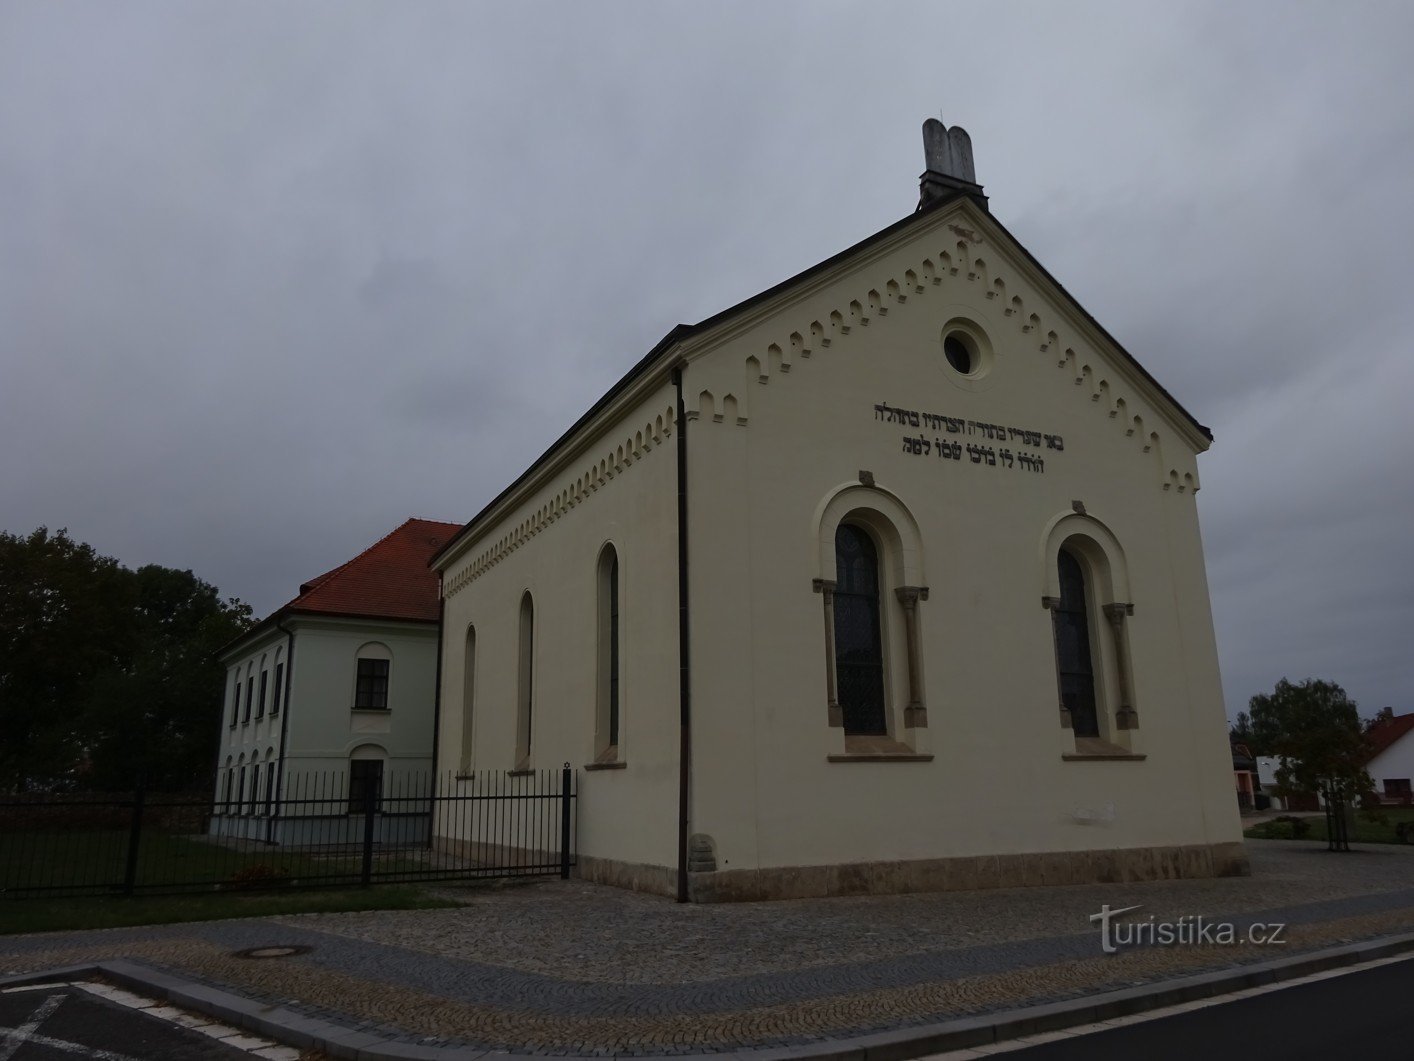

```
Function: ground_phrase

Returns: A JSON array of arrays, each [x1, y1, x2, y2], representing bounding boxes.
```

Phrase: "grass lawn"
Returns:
[[0, 885, 460, 935], [2, 829, 429, 895], [1243, 807, 1414, 845]]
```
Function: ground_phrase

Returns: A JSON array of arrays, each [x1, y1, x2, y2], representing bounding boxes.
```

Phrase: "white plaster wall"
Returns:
[[436, 383, 683, 873], [679, 199, 1241, 871], [1367, 734, 1414, 790], [432, 198, 1240, 880], [215, 618, 438, 814]]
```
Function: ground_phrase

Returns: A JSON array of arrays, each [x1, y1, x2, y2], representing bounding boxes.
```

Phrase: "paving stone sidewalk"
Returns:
[[4, 841, 1414, 1056]]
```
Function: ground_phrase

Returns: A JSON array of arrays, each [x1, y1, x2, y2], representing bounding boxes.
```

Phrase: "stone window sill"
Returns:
[[1063, 737, 1145, 762], [828, 734, 933, 763], [507, 768, 534, 777], [584, 760, 627, 771]]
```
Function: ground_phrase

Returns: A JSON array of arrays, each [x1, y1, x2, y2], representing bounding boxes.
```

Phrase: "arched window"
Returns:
[[264, 749, 276, 814], [1054, 548, 1100, 738], [348, 744, 386, 814], [353, 643, 392, 711], [461, 625, 477, 770], [833, 524, 887, 736], [237, 756, 247, 816], [516, 592, 535, 768], [250, 762, 262, 815], [222, 758, 234, 810], [271, 648, 285, 716], [596, 545, 621, 759]]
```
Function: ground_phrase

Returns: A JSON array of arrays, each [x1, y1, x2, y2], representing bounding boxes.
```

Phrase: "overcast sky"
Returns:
[[3, 2, 1411, 721]]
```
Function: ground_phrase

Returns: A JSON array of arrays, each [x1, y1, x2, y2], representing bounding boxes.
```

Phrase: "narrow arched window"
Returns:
[[461, 626, 477, 769], [833, 524, 887, 735], [596, 546, 621, 757], [1055, 548, 1100, 738], [516, 592, 535, 767]]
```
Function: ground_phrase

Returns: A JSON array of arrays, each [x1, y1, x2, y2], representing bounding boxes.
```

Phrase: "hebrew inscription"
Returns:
[[876, 402, 1060, 475]]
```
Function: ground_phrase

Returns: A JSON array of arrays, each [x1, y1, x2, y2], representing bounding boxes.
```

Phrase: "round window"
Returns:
[[944, 334, 975, 374]]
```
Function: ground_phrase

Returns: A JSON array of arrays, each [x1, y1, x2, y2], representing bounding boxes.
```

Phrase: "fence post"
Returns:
[[559, 763, 572, 880], [123, 786, 145, 895], [360, 782, 376, 887]]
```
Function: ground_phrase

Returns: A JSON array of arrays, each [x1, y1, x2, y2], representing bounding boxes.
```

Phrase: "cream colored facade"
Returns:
[[434, 173, 1246, 900]]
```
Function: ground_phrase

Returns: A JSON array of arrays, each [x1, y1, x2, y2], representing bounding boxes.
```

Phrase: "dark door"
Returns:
[[834, 524, 887, 735]]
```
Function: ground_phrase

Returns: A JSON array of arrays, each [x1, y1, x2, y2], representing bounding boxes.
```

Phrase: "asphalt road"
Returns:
[[1007, 956, 1414, 1059], [0, 985, 252, 1060]]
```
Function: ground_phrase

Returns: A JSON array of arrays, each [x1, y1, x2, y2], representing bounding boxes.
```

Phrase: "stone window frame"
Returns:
[[812, 480, 932, 762], [1038, 510, 1143, 760]]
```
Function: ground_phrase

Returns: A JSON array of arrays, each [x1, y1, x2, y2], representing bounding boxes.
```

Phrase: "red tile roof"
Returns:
[[1365, 712, 1414, 764], [283, 518, 461, 624]]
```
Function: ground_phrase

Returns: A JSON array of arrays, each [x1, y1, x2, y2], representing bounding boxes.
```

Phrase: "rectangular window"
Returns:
[[354, 659, 390, 710], [1383, 778, 1411, 799], [272, 663, 285, 715], [243, 678, 253, 723], [348, 760, 383, 814], [257, 671, 268, 718], [229, 682, 239, 729]]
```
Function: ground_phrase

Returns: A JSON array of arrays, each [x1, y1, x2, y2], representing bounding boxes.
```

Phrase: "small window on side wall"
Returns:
[[515, 592, 534, 769], [595, 545, 621, 761]]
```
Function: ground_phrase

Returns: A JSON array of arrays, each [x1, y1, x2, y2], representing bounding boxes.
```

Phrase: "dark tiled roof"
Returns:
[[284, 518, 461, 624], [1365, 713, 1414, 764]]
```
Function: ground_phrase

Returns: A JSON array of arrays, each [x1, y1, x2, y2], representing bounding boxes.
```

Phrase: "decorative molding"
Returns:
[[443, 404, 676, 599], [688, 205, 1198, 491]]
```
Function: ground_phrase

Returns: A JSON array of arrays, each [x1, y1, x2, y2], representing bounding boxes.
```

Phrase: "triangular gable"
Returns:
[[433, 193, 1209, 569]]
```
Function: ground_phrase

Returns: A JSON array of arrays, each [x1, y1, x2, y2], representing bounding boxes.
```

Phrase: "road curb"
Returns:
[[4, 931, 1414, 1059]]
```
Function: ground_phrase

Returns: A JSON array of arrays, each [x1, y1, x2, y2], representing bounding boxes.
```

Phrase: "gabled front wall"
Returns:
[[1367, 736, 1414, 796], [281, 617, 439, 782], [677, 200, 1242, 891], [436, 384, 683, 888], [214, 616, 438, 840]]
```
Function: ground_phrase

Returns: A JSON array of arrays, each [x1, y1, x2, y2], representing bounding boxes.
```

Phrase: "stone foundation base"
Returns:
[[575, 842, 1250, 903], [576, 852, 678, 898]]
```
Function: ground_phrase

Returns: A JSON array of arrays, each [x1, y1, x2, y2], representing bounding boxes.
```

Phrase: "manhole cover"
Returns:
[[232, 945, 310, 960]]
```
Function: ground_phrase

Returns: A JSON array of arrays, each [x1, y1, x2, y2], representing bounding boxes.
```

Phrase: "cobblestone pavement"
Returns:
[[4, 842, 1414, 1055]]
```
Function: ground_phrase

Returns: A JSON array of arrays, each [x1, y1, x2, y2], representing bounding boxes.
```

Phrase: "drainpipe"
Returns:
[[271, 614, 296, 845], [428, 576, 447, 847], [673, 365, 692, 903]]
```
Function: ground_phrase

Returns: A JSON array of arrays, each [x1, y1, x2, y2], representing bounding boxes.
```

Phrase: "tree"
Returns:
[[82, 564, 253, 791], [1229, 710, 1256, 750], [0, 528, 252, 792], [1249, 678, 1375, 852], [0, 528, 136, 791]]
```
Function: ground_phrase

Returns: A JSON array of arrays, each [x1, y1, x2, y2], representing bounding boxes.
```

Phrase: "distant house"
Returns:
[[211, 518, 460, 842], [1365, 711, 1414, 805], [1255, 756, 1286, 811], [1231, 742, 1258, 812]]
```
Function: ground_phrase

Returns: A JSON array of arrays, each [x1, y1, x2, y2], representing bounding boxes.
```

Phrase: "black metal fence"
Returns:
[[0, 765, 576, 898]]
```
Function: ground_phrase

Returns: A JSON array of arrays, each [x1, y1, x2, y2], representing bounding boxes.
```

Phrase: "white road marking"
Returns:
[[0, 992, 65, 1061], [920, 950, 1414, 1059]]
